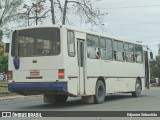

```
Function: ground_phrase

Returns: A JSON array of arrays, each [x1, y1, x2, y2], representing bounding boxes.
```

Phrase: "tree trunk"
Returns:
[[62, 0, 67, 25], [50, 0, 55, 24]]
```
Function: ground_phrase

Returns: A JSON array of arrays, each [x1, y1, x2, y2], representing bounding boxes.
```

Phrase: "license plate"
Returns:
[[30, 70, 40, 76]]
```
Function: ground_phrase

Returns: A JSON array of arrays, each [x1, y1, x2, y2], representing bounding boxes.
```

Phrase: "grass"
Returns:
[[0, 81, 8, 91], [0, 81, 13, 97], [0, 81, 8, 86]]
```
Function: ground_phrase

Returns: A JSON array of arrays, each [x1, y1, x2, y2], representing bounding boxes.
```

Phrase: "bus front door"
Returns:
[[77, 39, 85, 94]]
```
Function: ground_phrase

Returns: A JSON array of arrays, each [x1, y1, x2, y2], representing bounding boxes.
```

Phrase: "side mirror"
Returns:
[[4, 43, 9, 53], [150, 52, 153, 59]]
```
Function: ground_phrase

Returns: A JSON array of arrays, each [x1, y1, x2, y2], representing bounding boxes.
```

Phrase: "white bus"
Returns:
[[8, 25, 153, 104]]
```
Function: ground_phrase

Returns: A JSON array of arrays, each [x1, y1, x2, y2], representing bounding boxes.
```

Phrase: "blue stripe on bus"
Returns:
[[8, 82, 67, 94]]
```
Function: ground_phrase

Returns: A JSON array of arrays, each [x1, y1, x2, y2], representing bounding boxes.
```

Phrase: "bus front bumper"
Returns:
[[8, 82, 67, 95]]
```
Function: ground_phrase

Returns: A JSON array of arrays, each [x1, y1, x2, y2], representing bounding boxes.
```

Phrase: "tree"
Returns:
[[0, 0, 23, 27], [158, 43, 160, 55], [150, 44, 160, 79], [0, 30, 4, 54], [0, 42, 4, 55], [22, 0, 50, 26], [24, 0, 106, 27], [0, 30, 2, 41], [150, 56, 160, 79], [0, 0, 24, 39], [61, 0, 106, 25], [0, 54, 8, 73], [56, 0, 106, 26]]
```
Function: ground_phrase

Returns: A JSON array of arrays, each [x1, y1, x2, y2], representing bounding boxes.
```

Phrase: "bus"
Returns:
[[8, 25, 153, 104]]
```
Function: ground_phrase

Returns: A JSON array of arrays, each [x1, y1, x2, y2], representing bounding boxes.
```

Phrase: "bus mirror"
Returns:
[[150, 52, 153, 59], [4, 43, 10, 53]]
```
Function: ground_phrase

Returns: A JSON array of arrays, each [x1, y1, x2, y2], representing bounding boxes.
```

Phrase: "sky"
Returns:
[[4, 0, 160, 57], [92, 0, 160, 57]]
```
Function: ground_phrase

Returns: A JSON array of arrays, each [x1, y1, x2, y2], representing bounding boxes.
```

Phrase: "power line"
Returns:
[[106, 22, 160, 26], [99, 4, 160, 9]]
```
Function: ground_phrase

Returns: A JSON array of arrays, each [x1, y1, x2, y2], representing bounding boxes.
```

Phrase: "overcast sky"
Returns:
[[6, 0, 160, 57], [92, 0, 160, 57]]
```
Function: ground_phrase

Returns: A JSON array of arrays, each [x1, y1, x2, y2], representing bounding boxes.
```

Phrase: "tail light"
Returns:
[[58, 69, 65, 79], [7, 72, 13, 80]]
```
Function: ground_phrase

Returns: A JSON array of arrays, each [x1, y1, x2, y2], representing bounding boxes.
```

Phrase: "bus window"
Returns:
[[87, 34, 100, 59], [18, 36, 34, 56], [11, 28, 60, 57], [124, 43, 135, 62], [113, 40, 124, 61], [67, 30, 75, 57], [100, 37, 112, 60], [135, 45, 143, 63], [113, 41, 118, 60], [118, 42, 125, 61], [100, 38, 106, 59]]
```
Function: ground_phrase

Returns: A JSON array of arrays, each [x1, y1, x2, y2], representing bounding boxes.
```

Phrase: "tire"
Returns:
[[55, 95, 68, 103], [94, 80, 106, 104], [132, 80, 141, 97]]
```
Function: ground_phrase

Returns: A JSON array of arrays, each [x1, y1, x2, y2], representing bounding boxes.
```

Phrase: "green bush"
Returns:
[[0, 55, 8, 73]]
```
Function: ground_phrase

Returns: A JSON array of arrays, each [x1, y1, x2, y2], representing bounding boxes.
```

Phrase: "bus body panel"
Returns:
[[67, 31, 87, 95], [8, 25, 150, 100], [62, 27, 79, 96], [101, 61, 145, 93]]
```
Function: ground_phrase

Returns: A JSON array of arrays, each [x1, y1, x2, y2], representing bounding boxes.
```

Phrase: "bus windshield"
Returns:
[[11, 27, 60, 57]]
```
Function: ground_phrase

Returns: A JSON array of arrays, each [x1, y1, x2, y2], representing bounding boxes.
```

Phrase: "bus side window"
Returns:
[[135, 45, 143, 63], [131, 54, 135, 62], [113, 40, 124, 61], [87, 34, 100, 59], [113, 51, 117, 60], [100, 37, 113, 60], [118, 41, 124, 61], [124, 43, 135, 63], [67, 30, 75, 57], [113, 40, 118, 60], [87, 47, 96, 58], [95, 48, 100, 59]]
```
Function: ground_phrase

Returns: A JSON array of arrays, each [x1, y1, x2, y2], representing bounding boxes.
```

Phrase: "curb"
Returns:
[[0, 95, 41, 101], [0, 95, 27, 101], [150, 86, 160, 90]]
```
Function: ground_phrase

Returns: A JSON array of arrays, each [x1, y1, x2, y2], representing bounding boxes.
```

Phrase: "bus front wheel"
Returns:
[[94, 80, 106, 104], [132, 80, 141, 97]]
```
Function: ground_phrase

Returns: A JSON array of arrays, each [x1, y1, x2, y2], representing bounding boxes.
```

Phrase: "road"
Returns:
[[0, 87, 160, 120]]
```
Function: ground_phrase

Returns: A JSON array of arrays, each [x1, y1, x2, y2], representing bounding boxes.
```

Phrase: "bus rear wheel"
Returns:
[[94, 80, 106, 104], [132, 80, 141, 97], [55, 95, 68, 103]]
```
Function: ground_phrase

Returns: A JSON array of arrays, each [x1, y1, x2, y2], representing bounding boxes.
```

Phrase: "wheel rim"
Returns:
[[136, 83, 141, 95], [98, 85, 104, 99]]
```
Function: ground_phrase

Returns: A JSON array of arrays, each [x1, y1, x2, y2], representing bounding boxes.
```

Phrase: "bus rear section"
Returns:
[[8, 26, 71, 103]]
